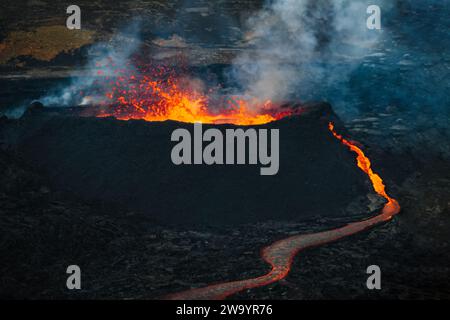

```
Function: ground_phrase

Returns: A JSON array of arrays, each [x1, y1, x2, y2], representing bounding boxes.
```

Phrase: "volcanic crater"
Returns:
[[0, 102, 379, 226]]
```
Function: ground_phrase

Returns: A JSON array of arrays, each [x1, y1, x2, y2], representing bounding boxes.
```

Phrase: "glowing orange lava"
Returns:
[[97, 69, 293, 125], [328, 122, 394, 204]]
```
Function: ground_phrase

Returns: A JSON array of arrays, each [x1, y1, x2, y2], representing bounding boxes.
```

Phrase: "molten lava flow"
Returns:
[[328, 122, 394, 204], [166, 122, 400, 300]]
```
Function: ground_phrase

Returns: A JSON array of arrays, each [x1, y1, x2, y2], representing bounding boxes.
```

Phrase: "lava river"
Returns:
[[166, 121, 400, 300]]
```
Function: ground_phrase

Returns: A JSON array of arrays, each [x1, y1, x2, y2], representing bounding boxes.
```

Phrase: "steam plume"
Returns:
[[42, 23, 142, 107], [230, 0, 389, 105]]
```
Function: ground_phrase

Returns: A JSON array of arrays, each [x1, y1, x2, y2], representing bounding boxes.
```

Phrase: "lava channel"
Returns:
[[165, 121, 400, 300]]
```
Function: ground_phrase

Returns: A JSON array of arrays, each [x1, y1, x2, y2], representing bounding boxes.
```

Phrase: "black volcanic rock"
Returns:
[[0, 102, 375, 226]]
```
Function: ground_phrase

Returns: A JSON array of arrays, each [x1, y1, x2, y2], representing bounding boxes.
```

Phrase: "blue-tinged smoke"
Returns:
[[228, 0, 449, 122]]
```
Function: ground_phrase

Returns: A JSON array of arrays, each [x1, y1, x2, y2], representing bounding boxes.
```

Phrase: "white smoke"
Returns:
[[39, 22, 142, 107], [5, 2, 393, 118], [230, 0, 392, 103]]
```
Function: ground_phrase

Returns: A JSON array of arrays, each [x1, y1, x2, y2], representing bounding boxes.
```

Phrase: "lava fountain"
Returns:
[[95, 63, 295, 125]]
